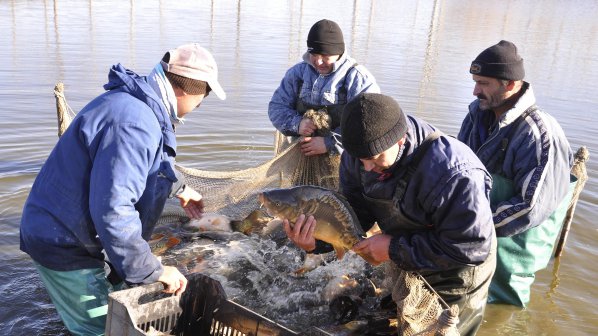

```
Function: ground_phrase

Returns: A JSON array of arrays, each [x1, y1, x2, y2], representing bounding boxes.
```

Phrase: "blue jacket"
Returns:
[[20, 64, 182, 284], [458, 83, 572, 237], [340, 115, 495, 270], [268, 52, 380, 152]]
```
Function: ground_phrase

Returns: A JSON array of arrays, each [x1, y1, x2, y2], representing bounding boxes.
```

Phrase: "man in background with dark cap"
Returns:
[[20, 43, 225, 335], [268, 19, 379, 161], [458, 40, 574, 307], [285, 92, 496, 335]]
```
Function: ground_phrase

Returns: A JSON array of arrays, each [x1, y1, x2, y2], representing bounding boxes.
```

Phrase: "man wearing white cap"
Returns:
[[20, 43, 225, 335]]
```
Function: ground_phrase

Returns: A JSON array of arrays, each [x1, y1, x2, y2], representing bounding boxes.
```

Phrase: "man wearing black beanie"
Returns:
[[268, 19, 379, 188], [459, 40, 574, 307], [285, 92, 497, 335]]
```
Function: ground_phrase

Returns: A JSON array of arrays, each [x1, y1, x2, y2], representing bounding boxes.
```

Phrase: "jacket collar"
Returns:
[[496, 81, 536, 128]]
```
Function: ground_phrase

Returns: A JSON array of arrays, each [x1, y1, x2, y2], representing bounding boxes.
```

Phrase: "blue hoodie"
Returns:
[[20, 64, 182, 284]]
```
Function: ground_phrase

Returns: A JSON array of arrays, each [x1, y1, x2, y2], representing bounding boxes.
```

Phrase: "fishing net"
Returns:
[[54, 83, 460, 334], [385, 263, 460, 336], [158, 126, 341, 224], [54, 83, 77, 137]]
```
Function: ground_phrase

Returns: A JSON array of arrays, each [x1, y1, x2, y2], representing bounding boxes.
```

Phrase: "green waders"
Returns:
[[488, 174, 576, 307], [34, 263, 125, 335]]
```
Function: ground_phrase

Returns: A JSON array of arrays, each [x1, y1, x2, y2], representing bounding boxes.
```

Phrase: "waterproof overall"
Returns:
[[361, 133, 496, 336], [488, 108, 576, 307]]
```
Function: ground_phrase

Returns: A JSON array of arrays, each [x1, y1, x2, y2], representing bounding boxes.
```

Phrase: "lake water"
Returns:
[[1, 0, 597, 335]]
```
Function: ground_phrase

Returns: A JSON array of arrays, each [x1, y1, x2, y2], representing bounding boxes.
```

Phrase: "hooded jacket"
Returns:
[[20, 64, 182, 284], [268, 52, 380, 152], [458, 83, 573, 237]]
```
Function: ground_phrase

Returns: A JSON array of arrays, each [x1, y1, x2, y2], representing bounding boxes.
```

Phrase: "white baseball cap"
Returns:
[[160, 43, 226, 100]]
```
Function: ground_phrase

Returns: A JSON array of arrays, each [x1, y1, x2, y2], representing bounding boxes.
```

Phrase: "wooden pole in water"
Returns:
[[54, 82, 69, 137], [554, 146, 589, 258]]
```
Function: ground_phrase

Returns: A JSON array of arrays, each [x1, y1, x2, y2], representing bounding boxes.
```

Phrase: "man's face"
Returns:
[[472, 74, 509, 111], [309, 53, 340, 75], [176, 93, 205, 118], [359, 142, 402, 174]]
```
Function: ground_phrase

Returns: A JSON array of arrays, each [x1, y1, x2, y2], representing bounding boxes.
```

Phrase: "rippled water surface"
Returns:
[[1, 1, 597, 335]]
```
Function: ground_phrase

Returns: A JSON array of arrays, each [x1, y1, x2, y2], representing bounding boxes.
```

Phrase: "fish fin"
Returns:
[[149, 233, 166, 242], [230, 220, 251, 234], [166, 237, 181, 248], [293, 267, 308, 277], [334, 246, 346, 260]]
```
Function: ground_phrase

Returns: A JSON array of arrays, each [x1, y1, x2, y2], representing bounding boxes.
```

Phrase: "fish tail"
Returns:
[[334, 246, 347, 260]]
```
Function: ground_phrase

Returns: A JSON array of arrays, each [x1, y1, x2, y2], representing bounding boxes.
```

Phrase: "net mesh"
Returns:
[[54, 83, 460, 334], [385, 263, 459, 335]]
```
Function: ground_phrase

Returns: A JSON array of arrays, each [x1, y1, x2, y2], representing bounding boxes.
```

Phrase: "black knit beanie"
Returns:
[[307, 19, 345, 56], [341, 93, 408, 158], [470, 40, 525, 80]]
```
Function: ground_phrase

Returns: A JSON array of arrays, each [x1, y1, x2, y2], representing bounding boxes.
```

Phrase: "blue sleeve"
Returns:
[[344, 65, 381, 99], [268, 65, 304, 136], [493, 122, 571, 237], [168, 160, 185, 198], [325, 66, 381, 153], [389, 166, 494, 270], [457, 114, 474, 143], [89, 122, 163, 284]]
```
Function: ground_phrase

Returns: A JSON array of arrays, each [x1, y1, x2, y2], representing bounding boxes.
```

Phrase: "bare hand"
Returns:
[[298, 119, 317, 136], [283, 214, 317, 252], [352, 234, 392, 266], [177, 186, 204, 219], [300, 136, 327, 156], [158, 266, 188, 296]]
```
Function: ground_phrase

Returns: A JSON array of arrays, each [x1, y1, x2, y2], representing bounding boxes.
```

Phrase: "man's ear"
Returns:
[[172, 85, 187, 98], [398, 135, 407, 146], [505, 80, 517, 91]]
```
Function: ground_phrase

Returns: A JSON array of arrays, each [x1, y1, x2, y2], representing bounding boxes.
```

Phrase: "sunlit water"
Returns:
[[157, 228, 376, 332], [1, 1, 597, 335]]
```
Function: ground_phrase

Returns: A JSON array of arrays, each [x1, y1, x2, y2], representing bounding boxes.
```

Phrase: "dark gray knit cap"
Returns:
[[307, 19, 345, 56], [341, 93, 408, 158], [470, 40, 525, 80]]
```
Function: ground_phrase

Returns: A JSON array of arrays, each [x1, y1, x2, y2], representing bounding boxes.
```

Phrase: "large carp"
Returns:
[[258, 185, 365, 260]]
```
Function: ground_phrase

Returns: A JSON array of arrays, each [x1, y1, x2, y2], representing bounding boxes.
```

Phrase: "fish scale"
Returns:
[[258, 185, 365, 261]]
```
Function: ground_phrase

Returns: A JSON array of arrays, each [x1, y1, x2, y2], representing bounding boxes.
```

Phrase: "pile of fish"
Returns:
[[151, 185, 398, 334]]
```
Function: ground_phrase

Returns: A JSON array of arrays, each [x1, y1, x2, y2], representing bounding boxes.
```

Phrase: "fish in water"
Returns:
[[258, 185, 365, 260], [149, 236, 181, 256], [185, 212, 232, 232], [184, 210, 277, 236], [230, 209, 275, 235]]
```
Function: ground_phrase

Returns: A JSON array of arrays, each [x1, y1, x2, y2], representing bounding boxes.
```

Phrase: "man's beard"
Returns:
[[477, 93, 507, 111]]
